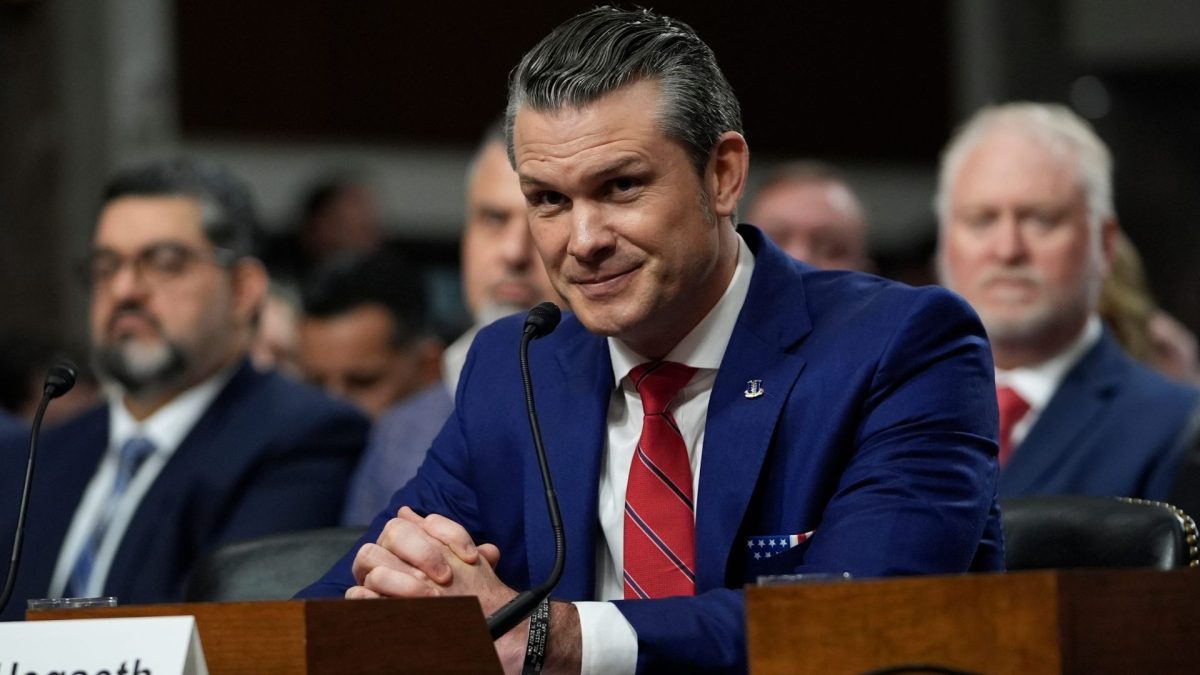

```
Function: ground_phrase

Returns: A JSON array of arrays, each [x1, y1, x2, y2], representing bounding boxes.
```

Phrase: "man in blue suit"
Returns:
[[301, 8, 1003, 673], [936, 103, 1200, 499], [0, 158, 368, 621]]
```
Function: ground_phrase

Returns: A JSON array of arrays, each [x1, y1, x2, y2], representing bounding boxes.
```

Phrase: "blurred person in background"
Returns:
[[249, 280, 304, 378], [936, 102, 1200, 499], [443, 119, 557, 391], [0, 157, 368, 619], [261, 175, 385, 285], [745, 160, 872, 272], [300, 248, 443, 421], [1094, 230, 1200, 387], [340, 120, 555, 525]]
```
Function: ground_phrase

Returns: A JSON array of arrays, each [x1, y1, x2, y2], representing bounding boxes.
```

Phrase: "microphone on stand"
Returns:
[[486, 302, 565, 639], [0, 361, 78, 614]]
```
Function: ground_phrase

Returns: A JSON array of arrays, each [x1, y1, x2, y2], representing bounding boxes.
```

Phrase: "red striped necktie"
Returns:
[[623, 361, 698, 600]]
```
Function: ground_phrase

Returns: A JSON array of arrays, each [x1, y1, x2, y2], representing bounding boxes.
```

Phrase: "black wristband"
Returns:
[[521, 597, 551, 675]]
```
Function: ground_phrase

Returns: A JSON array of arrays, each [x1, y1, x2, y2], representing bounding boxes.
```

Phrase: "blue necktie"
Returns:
[[65, 436, 156, 597]]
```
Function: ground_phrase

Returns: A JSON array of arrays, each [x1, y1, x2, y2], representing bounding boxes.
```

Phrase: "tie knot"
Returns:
[[996, 386, 1030, 420], [629, 361, 697, 415]]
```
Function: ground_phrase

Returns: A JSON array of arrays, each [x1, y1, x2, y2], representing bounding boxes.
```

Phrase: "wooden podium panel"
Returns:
[[746, 568, 1200, 675], [28, 598, 502, 674]]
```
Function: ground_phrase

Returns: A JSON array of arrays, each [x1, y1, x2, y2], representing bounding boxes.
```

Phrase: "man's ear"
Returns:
[[1099, 218, 1119, 276], [707, 131, 750, 219], [231, 258, 270, 326]]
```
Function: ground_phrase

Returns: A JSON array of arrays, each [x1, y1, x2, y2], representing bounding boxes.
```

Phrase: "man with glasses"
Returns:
[[0, 157, 368, 619]]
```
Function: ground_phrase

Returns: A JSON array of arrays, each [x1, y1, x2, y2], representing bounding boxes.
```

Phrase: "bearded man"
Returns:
[[0, 157, 368, 620]]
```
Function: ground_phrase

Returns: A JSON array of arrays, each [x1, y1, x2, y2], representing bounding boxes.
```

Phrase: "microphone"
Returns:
[[523, 301, 561, 339], [0, 360, 78, 614], [486, 302, 566, 639]]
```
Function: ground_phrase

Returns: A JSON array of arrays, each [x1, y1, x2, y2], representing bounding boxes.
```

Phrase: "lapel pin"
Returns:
[[744, 379, 764, 399]]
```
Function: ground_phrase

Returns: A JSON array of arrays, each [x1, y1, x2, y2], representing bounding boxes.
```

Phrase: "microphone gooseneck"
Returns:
[[487, 303, 565, 640], [0, 361, 79, 614]]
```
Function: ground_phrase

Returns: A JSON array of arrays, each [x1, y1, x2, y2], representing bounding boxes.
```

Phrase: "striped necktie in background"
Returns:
[[64, 436, 156, 597]]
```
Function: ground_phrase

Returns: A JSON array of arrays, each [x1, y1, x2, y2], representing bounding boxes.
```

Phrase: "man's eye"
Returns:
[[144, 247, 190, 275], [533, 192, 567, 208], [962, 212, 995, 229], [613, 178, 637, 192], [1026, 210, 1061, 230], [88, 255, 122, 281]]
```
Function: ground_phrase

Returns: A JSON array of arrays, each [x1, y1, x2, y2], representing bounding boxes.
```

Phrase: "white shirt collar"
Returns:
[[107, 364, 238, 455], [608, 233, 755, 382], [994, 314, 1103, 412]]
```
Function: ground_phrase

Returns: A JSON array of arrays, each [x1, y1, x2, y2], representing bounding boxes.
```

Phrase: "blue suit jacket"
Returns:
[[0, 410, 24, 440], [1000, 331, 1200, 499], [301, 226, 1004, 672], [0, 360, 368, 621]]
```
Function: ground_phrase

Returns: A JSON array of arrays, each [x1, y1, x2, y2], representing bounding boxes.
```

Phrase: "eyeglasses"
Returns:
[[78, 242, 238, 289]]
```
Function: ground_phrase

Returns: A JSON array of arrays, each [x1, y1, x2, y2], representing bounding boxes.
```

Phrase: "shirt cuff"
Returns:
[[573, 600, 638, 675]]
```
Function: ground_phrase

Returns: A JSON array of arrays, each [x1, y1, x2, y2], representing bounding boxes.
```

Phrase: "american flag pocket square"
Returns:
[[746, 530, 815, 561]]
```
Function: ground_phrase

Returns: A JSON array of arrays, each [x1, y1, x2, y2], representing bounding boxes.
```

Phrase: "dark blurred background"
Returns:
[[2, 0, 1198, 347]]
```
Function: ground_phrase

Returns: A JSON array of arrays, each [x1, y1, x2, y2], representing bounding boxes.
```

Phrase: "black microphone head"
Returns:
[[43, 360, 78, 400], [524, 302, 562, 339]]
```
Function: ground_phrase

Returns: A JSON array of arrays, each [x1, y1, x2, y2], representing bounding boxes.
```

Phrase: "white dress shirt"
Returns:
[[574, 235, 755, 675], [48, 367, 234, 598], [993, 315, 1102, 450]]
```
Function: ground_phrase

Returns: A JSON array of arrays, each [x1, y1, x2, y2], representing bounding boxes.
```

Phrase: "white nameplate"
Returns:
[[0, 616, 207, 675]]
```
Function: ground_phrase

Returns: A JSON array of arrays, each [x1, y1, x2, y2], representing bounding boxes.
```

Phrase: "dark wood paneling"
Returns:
[[175, 2, 952, 160]]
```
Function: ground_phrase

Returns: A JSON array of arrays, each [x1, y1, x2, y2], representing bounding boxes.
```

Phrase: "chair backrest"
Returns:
[[185, 526, 365, 602], [1000, 495, 1199, 571]]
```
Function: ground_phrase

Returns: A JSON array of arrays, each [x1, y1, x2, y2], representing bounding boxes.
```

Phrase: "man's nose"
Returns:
[[565, 203, 616, 264], [990, 215, 1027, 263], [104, 261, 152, 301]]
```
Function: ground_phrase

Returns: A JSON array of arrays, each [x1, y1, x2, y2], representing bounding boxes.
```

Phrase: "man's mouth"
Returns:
[[489, 280, 538, 306], [107, 310, 159, 339], [572, 267, 637, 300]]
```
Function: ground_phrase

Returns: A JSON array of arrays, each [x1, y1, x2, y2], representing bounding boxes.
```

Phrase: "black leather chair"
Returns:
[[1000, 495, 1199, 571], [185, 526, 365, 601]]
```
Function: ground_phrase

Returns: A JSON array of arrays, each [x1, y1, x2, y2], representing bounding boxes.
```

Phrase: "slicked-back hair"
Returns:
[[505, 6, 742, 177], [102, 157, 262, 259]]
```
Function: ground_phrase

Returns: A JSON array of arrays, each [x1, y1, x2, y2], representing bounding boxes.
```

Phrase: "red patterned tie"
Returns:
[[623, 361, 698, 599], [996, 386, 1031, 467]]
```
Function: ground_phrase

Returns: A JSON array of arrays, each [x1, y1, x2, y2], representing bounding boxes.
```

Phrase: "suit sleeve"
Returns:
[[297, 356, 488, 598], [613, 287, 1000, 673]]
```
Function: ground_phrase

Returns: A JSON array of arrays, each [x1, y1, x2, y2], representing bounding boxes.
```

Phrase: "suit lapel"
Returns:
[[695, 226, 812, 591], [523, 322, 611, 599], [1001, 334, 1123, 494], [108, 362, 258, 597]]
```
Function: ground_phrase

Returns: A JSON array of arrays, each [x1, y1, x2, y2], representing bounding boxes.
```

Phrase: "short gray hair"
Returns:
[[934, 102, 1114, 230], [505, 6, 742, 177]]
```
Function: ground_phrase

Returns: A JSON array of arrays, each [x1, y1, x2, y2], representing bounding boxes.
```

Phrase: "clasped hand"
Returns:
[[347, 506, 517, 615]]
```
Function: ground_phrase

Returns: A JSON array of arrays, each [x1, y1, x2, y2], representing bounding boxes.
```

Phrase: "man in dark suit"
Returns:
[[0, 158, 368, 621], [301, 8, 1003, 673], [936, 103, 1200, 499]]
